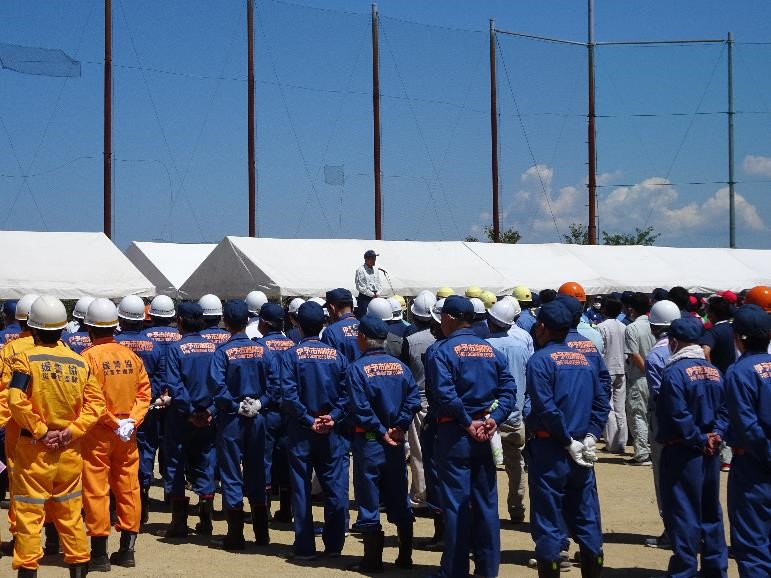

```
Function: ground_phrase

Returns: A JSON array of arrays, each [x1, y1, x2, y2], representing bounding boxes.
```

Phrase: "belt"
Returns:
[[733, 448, 745, 456], [663, 438, 683, 447], [438, 412, 487, 424], [353, 426, 367, 433], [533, 431, 551, 439], [20, 429, 33, 438]]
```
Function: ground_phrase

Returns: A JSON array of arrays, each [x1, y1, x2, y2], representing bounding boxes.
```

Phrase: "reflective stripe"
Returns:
[[14, 495, 46, 505], [52, 490, 82, 502], [27, 354, 85, 368]]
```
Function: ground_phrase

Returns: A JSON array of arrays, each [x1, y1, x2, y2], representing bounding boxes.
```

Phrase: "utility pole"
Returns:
[[372, 4, 382, 240], [104, 0, 112, 239], [587, 0, 597, 245], [247, 0, 256, 237], [490, 19, 500, 243], [727, 31, 735, 248]]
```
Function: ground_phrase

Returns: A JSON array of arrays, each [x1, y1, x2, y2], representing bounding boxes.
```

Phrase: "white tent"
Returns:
[[125, 241, 216, 297], [0, 231, 155, 299]]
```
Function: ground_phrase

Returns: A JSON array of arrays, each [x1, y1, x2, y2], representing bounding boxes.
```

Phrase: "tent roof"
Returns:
[[0, 231, 155, 299], [125, 241, 216, 296]]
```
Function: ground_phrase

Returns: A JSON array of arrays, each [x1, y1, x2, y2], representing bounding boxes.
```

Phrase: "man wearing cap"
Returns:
[[280, 301, 350, 561], [470, 298, 491, 340], [526, 300, 607, 578], [163, 302, 218, 540], [513, 286, 537, 333], [209, 300, 277, 549], [425, 295, 517, 578], [322, 288, 361, 363], [656, 316, 728, 578], [384, 297, 412, 357], [355, 250, 382, 319], [0, 301, 20, 348], [723, 304, 770, 577], [346, 315, 421, 572]]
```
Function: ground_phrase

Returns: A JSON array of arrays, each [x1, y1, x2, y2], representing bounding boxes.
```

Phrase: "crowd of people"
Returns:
[[0, 249, 768, 578]]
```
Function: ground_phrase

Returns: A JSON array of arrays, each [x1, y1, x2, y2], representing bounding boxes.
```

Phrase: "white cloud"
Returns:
[[743, 155, 771, 177], [520, 164, 553, 187]]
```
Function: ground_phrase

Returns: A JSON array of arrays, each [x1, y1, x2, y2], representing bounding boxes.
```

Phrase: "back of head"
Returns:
[[512, 285, 532, 305], [259, 302, 285, 332], [198, 294, 223, 320], [706, 296, 731, 322], [649, 300, 680, 328], [297, 301, 325, 337], [85, 298, 119, 337], [539, 288, 557, 304], [28, 295, 68, 343], [558, 281, 586, 303], [733, 304, 771, 352], [410, 292, 436, 324], [744, 285, 771, 313], [245, 290, 268, 316], [602, 297, 622, 319], [223, 299, 249, 332], [2, 299, 17, 322], [464, 286, 483, 299], [149, 295, 176, 321], [555, 294, 582, 328], [667, 286, 690, 311], [630, 292, 650, 317], [177, 301, 204, 333]]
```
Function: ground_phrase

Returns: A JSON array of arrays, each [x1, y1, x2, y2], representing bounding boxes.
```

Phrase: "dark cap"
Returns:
[[259, 302, 285, 325], [2, 300, 17, 317], [733, 304, 771, 338], [442, 295, 474, 320], [178, 301, 203, 319], [651, 288, 669, 303], [325, 288, 353, 304], [555, 294, 582, 317], [359, 314, 389, 340], [298, 301, 325, 326], [669, 316, 704, 342], [538, 300, 572, 331], [364, 249, 378, 259], [621, 290, 635, 304], [223, 300, 249, 326]]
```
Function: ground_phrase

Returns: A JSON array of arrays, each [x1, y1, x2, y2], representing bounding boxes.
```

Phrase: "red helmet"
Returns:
[[558, 281, 586, 303], [745, 285, 771, 312]]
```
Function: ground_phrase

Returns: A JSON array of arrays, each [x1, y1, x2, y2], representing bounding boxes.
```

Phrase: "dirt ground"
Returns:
[[0, 446, 740, 577]]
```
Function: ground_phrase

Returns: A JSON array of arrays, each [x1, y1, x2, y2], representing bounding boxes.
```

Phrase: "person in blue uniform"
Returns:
[[346, 315, 421, 572], [525, 300, 608, 578], [469, 297, 491, 339], [199, 294, 230, 346], [0, 300, 20, 347], [724, 304, 770, 578], [280, 301, 350, 561], [426, 295, 517, 578], [208, 300, 277, 549], [322, 288, 361, 363], [61, 312, 92, 354], [656, 316, 728, 578], [162, 302, 218, 540]]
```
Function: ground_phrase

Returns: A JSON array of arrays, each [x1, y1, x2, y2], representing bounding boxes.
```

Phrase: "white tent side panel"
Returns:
[[0, 231, 155, 299], [125, 242, 216, 296]]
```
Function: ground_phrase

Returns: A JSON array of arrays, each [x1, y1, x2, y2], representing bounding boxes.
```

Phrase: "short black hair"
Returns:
[[179, 314, 204, 333], [707, 296, 731, 321], [89, 326, 115, 339], [630, 293, 650, 316], [36, 328, 62, 344], [299, 320, 323, 337], [203, 317, 221, 329], [668, 286, 690, 311], [539, 289, 557, 304], [120, 319, 143, 332], [602, 297, 622, 318], [740, 334, 770, 353]]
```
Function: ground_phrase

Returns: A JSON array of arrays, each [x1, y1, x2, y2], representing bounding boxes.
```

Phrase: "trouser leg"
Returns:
[[112, 438, 141, 534], [500, 421, 526, 518], [468, 437, 500, 578], [604, 374, 627, 452], [661, 446, 701, 578], [727, 456, 771, 578], [625, 377, 650, 461], [407, 410, 426, 507], [287, 430, 315, 557], [82, 429, 112, 537], [526, 439, 570, 562], [314, 432, 348, 555], [699, 454, 728, 578], [351, 435, 383, 532]]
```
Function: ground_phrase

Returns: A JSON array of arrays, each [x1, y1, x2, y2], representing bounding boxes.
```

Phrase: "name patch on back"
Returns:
[[225, 345, 264, 360], [753, 362, 771, 380], [550, 351, 590, 367], [363, 362, 404, 377], [296, 347, 337, 361], [685, 365, 721, 382], [453, 343, 494, 358]]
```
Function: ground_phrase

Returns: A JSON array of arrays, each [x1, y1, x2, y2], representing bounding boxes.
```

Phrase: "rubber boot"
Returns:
[[109, 531, 137, 568], [579, 550, 603, 578], [195, 497, 214, 536], [164, 498, 189, 539], [17, 569, 37, 578], [1, 537, 15, 556], [69, 562, 89, 578], [537, 560, 562, 578], [395, 523, 413, 569], [88, 536, 110, 572], [250, 502, 270, 546], [349, 529, 384, 573], [271, 486, 292, 523], [43, 522, 61, 555], [222, 508, 246, 551], [140, 486, 150, 526], [421, 512, 444, 551]]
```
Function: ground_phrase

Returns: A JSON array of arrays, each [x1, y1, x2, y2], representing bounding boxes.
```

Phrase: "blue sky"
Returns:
[[0, 0, 769, 249]]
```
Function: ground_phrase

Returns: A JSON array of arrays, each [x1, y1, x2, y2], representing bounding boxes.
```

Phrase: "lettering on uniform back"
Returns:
[[146, 331, 181, 342], [296, 346, 338, 361], [202, 333, 230, 344], [341, 325, 359, 338], [753, 361, 771, 380], [550, 351, 590, 367], [567, 339, 598, 354], [265, 340, 293, 351], [225, 344, 265, 360], [101, 358, 135, 376], [363, 361, 404, 378], [453, 343, 494, 358], [684, 365, 722, 382], [179, 342, 217, 355], [118, 340, 154, 352]]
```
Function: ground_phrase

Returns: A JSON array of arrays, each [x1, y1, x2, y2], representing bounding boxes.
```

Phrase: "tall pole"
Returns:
[[104, 0, 112, 239], [727, 32, 735, 248], [587, 0, 597, 245], [247, 0, 256, 237], [372, 4, 382, 240], [490, 19, 500, 243]]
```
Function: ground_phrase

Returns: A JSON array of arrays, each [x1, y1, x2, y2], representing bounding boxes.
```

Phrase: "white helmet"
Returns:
[[367, 297, 394, 321], [245, 290, 268, 315], [118, 295, 146, 321], [649, 299, 681, 327], [198, 294, 223, 317], [430, 298, 446, 324], [288, 298, 305, 315], [15, 293, 41, 321], [308, 296, 329, 317], [85, 298, 119, 328], [27, 295, 68, 331], [416, 289, 434, 301], [388, 298, 403, 320], [410, 292, 436, 320], [470, 297, 486, 316], [72, 296, 95, 320], [489, 297, 522, 327], [149, 295, 176, 318]]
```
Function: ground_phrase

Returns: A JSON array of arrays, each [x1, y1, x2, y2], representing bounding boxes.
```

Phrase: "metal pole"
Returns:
[[247, 0, 256, 237], [104, 0, 112, 239], [372, 4, 382, 240], [727, 32, 735, 248], [490, 19, 500, 243], [587, 0, 597, 245]]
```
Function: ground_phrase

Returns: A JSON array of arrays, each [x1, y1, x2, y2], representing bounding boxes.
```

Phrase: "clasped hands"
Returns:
[[704, 432, 721, 456], [465, 418, 497, 442], [40, 428, 73, 450], [114, 418, 136, 442], [311, 414, 335, 434]]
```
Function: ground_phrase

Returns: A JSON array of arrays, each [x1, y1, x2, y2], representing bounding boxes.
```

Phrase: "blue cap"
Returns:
[[259, 302, 285, 325], [298, 301, 325, 326], [621, 291, 634, 304], [223, 300, 249, 326], [651, 288, 669, 303], [359, 314, 389, 339], [555, 294, 582, 317], [325, 288, 353, 304], [669, 316, 704, 342], [178, 301, 203, 319], [733, 304, 771, 338], [538, 300, 573, 331], [442, 295, 474, 319], [2, 300, 17, 317], [364, 249, 378, 259]]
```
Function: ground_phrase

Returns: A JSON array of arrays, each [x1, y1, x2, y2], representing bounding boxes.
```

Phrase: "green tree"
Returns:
[[563, 222, 589, 244], [465, 225, 521, 244], [601, 226, 660, 246]]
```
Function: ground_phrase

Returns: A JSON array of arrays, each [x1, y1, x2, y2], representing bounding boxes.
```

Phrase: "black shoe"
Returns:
[[348, 529, 384, 573], [222, 508, 245, 551], [69, 562, 89, 578], [271, 486, 292, 523], [509, 509, 526, 524], [109, 531, 137, 568], [44, 522, 61, 555], [89, 536, 110, 572], [17, 569, 37, 578], [537, 560, 562, 578], [1, 538, 15, 556], [418, 513, 444, 551], [395, 523, 413, 569], [250, 503, 270, 546], [140, 486, 150, 526], [579, 550, 603, 578], [165, 499, 189, 539], [195, 498, 214, 536]]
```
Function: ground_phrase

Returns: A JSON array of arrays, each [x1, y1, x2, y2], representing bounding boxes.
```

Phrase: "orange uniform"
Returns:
[[80, 337, 151, 536], [7, 341, 105, 570]]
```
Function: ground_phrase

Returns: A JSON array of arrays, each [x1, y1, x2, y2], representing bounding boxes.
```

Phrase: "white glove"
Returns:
[[582, 434, 598, 463], [115, 418, 136, 442], [565, 438, 593, 468], [237, 397, 261, 418]]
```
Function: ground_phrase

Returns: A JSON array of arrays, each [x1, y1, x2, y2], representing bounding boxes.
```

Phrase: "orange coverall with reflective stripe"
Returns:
[[8, 342, 105, 570], [80, 337, 151, 535]]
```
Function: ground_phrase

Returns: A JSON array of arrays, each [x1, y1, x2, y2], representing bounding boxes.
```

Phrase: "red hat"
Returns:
[[717, 290, 737, 304]]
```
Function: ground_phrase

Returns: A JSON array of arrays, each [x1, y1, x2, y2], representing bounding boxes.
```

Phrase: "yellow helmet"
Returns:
[[512, 285, 532, 302], [436, 287, 455, 299], [392, 294, 407, 311], [465, 286, 483, 299], [481, 291, 497, 309]]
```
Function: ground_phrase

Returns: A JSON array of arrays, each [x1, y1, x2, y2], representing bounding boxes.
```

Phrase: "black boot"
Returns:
[[17, 569, 37, 578], [579, 550, 603, 578], [1, 537, 15, 556], [43, 522, 60, 555], [195, 497, 214, 536], [69, 562, 89, 578], [164, 498, 189, 539], [250, 502, 270, 546], [537, 560, 562, 578], [140, 486, 150, 526], [349, 529, 384, 573], [109, 531, 137, 568], [271, 486, 292, 523], [88, 536, 110, 572], [222, 508, 245, 551], [419, 512, 444, 551], [395, 523, 413, 569]]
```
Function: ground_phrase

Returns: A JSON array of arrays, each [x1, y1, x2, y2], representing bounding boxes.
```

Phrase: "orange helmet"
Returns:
[[745, 285, 771, 312], [558, 281, 586, 303]]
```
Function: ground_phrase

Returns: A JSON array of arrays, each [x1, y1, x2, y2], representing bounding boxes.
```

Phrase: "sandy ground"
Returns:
[[0, 447, 740, 577]]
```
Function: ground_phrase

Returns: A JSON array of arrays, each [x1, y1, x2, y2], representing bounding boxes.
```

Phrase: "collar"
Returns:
[[91, 336, 115, 346], [299, 336, 321, 343], [489, 330, 509, 338], [262, 331, 286, 338], [340, 312, 356, 321], [19, 330, 32, 338], [448, 328, 475, 339], [362, 348, 386, 357], [666, 344, 705, 367], [229, 332, 248, 340], [713, 319, 731, 326]]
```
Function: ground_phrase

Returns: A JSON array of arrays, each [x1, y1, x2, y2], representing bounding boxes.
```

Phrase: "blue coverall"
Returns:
[[200, 326, 231, 345], [525, 339, 608, 564], [0, 322, 21, 345], [321, 313, 361, 363], [61, 330, 92, 354], [287, 326, 302, 345], [164, 333, 217, 500], [420, 338, 444, 514], [566, 328, 612, 398], [346, 349, 420, 532], [724, 351, 770, 578], [471, 319, 491, 339], [656, 357, 728, 578], [426, 328, 517, 578], [280, 337, 349, 557]]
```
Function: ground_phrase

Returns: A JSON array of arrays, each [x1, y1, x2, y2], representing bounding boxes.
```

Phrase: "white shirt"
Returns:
[[355, 264, 381, 297], [245, 319, 262, 340], [597, 318, 627, 374]]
